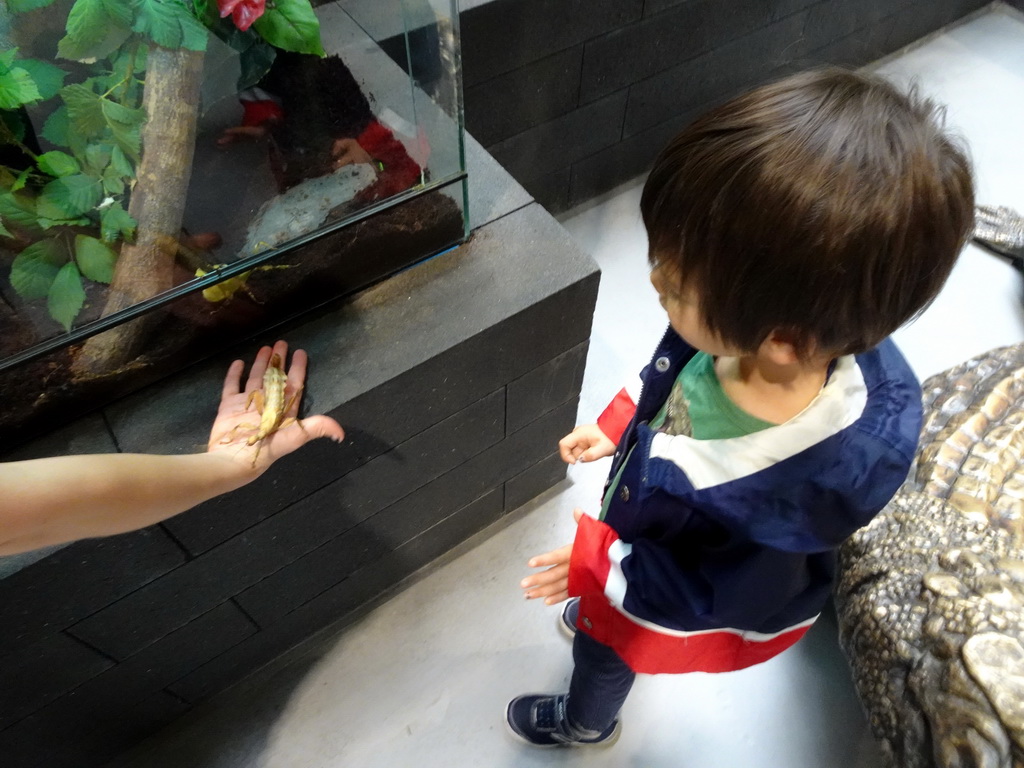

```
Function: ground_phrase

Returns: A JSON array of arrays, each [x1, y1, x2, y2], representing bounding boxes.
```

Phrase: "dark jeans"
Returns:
[[565, 631, 636, 735]]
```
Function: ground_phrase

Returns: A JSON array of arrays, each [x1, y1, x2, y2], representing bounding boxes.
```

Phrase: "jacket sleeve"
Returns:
[[355, 121, 422, 203], [238, 88, 285, 127], [596, 372, 644, 445]]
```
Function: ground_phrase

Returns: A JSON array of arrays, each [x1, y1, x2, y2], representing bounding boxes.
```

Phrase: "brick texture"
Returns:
[[460, 0, 990, 212]]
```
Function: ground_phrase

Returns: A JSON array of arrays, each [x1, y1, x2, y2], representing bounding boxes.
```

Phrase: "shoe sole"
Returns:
[[504, 697, 622, 748], [558, 599, 578, 641]]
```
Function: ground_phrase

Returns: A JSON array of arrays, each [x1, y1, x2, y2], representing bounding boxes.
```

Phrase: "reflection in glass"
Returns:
[[0, 0, 466, 441]]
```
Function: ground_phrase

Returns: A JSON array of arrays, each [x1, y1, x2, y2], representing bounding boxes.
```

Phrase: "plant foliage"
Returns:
[[1, 0, 324, 331]]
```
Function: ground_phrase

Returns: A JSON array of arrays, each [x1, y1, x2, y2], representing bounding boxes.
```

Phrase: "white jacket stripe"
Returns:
[[648, 355, 868, 490], [604, 540, 631, 607]]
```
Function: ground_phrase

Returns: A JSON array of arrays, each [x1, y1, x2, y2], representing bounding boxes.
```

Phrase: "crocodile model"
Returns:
[[835, 342, 1024, 768]]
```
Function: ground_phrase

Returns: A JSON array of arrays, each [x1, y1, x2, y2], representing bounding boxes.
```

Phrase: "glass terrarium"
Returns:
[[0, 0, 466, 443]]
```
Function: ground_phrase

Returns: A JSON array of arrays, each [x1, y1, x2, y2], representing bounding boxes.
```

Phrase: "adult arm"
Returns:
[[0, 341, 343, 555], [0, 452, 260, 555]]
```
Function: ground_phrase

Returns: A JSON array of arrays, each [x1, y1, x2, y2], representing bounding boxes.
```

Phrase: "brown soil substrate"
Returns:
[[0, 189, 464, 449]]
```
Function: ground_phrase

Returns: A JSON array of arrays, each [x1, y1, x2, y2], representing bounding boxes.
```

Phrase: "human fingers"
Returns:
[[217, 126, 266, 146], [251, 415, 345, 470], [244, 346, 273, 392], [331, 138, 356, 155], [558, 434, 583, 464], [573, 507, 585, 524], [221, 358, 246, 400], [542, 589, 570, 606], [266, 340, 291, 401], [526, 542, 572, 570], [521, 563, 569, 596], [577, 442, 607, 462], [285, 347, 307, 397], [295, 414, 344, 444], [525, 578, 569, 603], [270, 339, 289, 366]]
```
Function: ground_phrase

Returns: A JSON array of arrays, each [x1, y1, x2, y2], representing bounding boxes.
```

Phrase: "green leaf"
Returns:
[[84, 143, 112, 174], [107, 121, 140, 161], [1, 108, 27, 142], [253, 0, 324, 56], [59, 0, 133, 62], [41, 105, 71, 146], [0, 67, 41, 109], [0, 191, 40, 230], [0, 50, 17, 70], [109, 144, 134, 177], [101, 99, 145, 159], [0, 219, 11, 237], [100, 97, 145, 127], [131, 0, 208, 51], [99, 200, 135, 242], [101, 0, 134, 26], [10, 239, 64, 299], [209, 17, 255, 51], [191, 0, 211, 22], [130, 0, 181, 47], [37, 215, 91, 228], [7, 0, 59, 11], [178, 5, 209, 51], [109, 41, 148, 79], [238, 40, 275, 91], [37, 150, 81, 177], [59, 27, 133, 64], [101, 166, 124, 194], [16, 58, 67, 101], [35, 193, 72, 222], [40, 174, 102, 217], [74, 234, 117, 282], [11, 168, 30, 191], [48, 261, 86, 331], [61, 84, 106, 137]]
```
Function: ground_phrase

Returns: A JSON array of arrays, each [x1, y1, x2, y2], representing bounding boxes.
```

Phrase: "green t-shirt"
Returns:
[[658, 351, 775, 438], [600, 352, 774, 518]]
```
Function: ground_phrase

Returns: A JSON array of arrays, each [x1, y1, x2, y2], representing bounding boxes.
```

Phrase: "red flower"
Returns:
[[218, 0, 266, 31]]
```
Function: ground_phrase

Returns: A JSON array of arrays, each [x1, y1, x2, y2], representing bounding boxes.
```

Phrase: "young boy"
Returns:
[[507, 68, 974, 747]]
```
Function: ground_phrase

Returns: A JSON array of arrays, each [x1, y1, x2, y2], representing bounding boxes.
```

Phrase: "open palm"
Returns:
[[207, 340, 344, 472]]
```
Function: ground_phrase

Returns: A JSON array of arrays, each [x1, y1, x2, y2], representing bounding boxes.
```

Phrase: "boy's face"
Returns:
[[650, 259, 740, 357]]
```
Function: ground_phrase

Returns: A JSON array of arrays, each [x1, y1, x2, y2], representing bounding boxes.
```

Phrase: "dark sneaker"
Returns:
[[505, 693, 621, 747], [559, 597, 580, 639]]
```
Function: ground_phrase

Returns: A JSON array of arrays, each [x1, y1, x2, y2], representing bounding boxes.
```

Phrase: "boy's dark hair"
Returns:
[[640, 68, 974, 356]]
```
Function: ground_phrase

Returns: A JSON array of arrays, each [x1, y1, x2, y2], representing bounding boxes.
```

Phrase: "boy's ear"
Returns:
[[758, 330, 802, 366]]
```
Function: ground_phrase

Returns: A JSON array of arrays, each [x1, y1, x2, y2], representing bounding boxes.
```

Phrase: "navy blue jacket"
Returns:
[[568, 328, 921, 673]]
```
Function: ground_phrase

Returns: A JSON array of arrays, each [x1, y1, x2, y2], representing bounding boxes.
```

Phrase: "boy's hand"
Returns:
[[332, 138, 375, 169], [521, 508, 585, 605], [216, 125, 269, 146], [558, 424, 616, 465]]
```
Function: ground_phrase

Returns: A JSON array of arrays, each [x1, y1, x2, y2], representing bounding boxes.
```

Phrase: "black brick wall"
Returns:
[[460, 0, 992, 212], [0, 325, 591, 768]]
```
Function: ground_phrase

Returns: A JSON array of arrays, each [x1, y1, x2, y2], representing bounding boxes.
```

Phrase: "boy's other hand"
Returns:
[[559, 424, 616, 464], [216, 125, 269, 146], [521, 508, 586, 605], [331, 138, 375, 169]]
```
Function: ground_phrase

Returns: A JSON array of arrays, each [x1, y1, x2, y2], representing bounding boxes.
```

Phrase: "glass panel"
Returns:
[[0, 0, 466, 440]]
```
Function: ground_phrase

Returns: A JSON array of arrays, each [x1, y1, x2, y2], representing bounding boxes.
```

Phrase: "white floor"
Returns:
[[108, 6, 1024, 767]]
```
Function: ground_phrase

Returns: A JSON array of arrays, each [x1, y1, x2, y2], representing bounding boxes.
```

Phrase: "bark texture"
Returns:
[[74, 45, 204, 377]]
